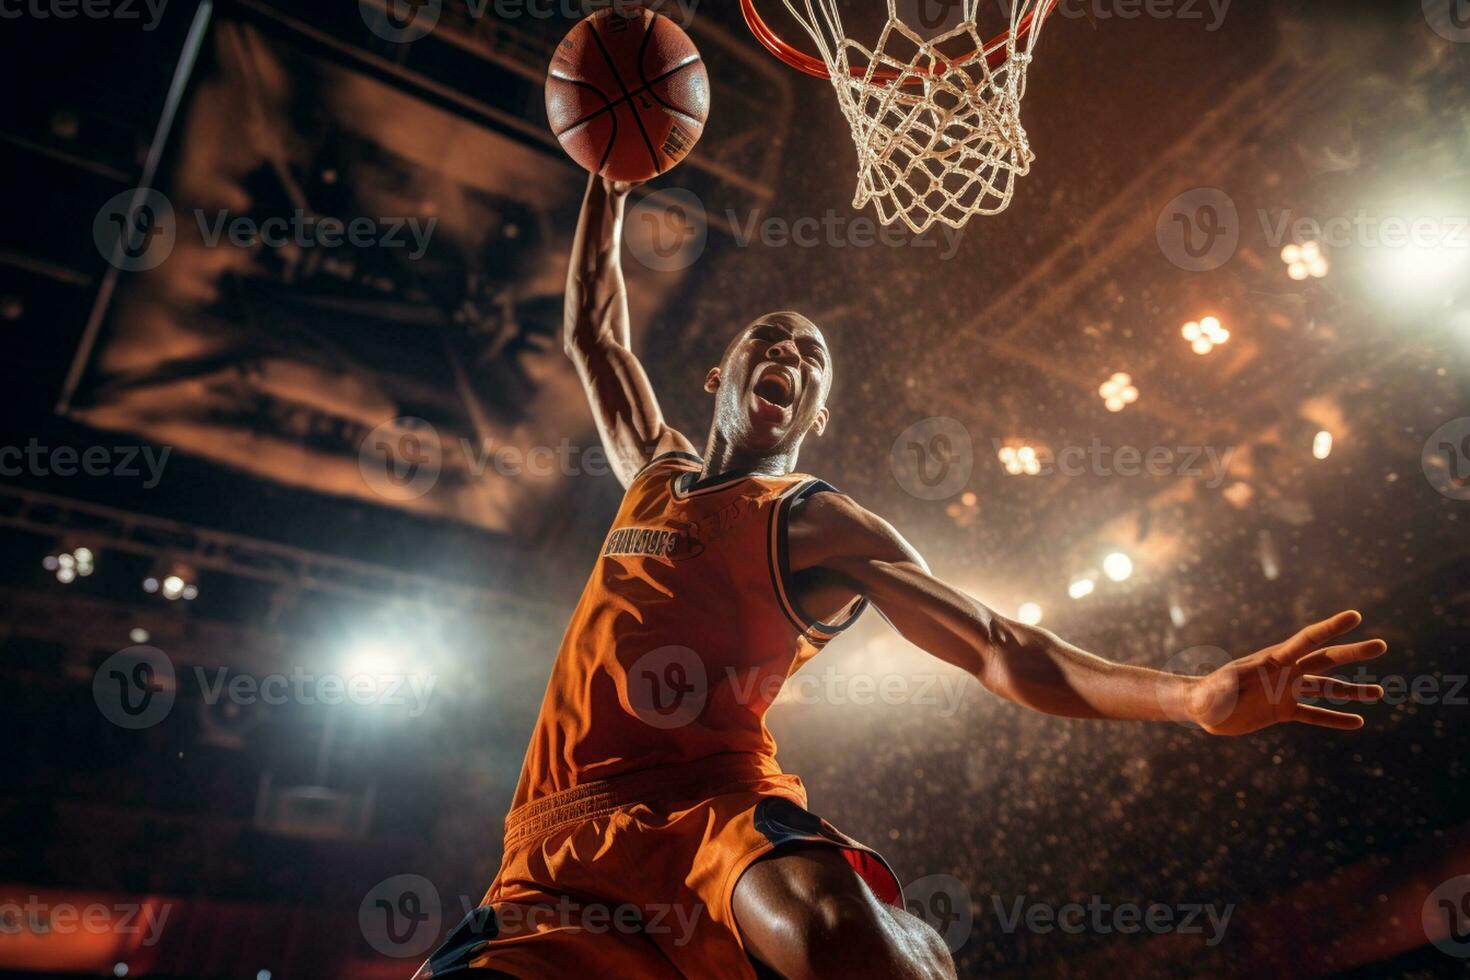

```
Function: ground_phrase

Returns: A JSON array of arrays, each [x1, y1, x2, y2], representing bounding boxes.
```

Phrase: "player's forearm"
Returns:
[[979, 620, 1197, 723], [864, 563, 1195, 722], [564, 175, 631, 357]]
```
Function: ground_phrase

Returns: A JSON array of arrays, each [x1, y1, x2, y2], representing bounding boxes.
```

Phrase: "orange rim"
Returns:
[[739, 0, 1059, 86]]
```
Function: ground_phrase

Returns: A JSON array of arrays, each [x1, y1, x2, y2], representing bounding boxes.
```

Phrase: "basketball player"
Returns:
[[414, 176, 1389, 979]]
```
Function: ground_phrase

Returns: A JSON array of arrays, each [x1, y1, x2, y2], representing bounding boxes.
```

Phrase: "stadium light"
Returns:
[[1102, 552, 1133, 582]]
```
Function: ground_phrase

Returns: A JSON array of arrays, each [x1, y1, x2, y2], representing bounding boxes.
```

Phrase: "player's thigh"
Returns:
[[732, 843, 924, 977]]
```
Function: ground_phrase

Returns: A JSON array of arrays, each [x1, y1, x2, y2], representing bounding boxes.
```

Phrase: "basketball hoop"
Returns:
[[741, 0, 1060, 233]]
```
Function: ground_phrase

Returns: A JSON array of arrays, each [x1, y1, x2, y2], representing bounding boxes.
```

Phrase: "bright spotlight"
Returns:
[[162, 575, 185, 600], [1102, 552, 1133, 582], [1312, 430, 1334, 460], [1068, 577, 1096, 600], [1367, 240, 1468, 301], [1017, 602, 1043, 626]]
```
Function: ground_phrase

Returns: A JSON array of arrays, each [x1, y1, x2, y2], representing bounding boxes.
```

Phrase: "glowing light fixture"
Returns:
[[1312, 430, 1333, 460], [998, 444, 1042, 476], [1017, 602, 1043, 626], [1282, 241, 1329, 281], [1098, 373, 1139, 413], [1181, 316, 1230, 355]]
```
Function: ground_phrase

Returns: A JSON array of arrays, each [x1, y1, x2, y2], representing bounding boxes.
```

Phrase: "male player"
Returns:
[[415, 176, 1388, 979]]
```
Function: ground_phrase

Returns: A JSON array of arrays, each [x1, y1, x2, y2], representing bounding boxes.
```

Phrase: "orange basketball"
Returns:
[[545, 6, 710, 183]]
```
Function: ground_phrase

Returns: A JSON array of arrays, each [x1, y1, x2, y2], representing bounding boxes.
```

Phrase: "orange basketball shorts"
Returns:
[[414, 756, 902, 979]]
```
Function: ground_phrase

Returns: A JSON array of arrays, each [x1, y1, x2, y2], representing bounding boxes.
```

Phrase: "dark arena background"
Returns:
[[2, 1, 1469, 977]]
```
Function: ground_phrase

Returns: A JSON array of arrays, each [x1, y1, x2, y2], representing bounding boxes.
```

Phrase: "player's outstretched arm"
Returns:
[[564, 174, 694, 487], [787, 493, 1389, 734]]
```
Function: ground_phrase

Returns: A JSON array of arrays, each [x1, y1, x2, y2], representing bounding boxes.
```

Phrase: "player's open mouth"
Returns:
[[750, 365, 797, 423]]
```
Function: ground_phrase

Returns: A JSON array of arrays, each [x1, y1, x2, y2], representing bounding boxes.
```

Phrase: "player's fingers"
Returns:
[[1295, 675, 1384, 702], [1292, 703, 1366, 731], [1273, 610, 1363, 663], [1292, 639, 1388, 674]]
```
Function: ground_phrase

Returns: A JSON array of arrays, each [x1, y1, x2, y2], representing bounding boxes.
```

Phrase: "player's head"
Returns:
[[703, 311, 832, 460]]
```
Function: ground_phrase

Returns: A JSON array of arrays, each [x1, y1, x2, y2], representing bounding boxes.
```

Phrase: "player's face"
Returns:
[[708, 313, 832, 455]]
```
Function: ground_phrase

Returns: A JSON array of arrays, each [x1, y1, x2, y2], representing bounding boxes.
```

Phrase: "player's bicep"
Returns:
[[568, 337, 693, 486], [790, 495, 995, 676]]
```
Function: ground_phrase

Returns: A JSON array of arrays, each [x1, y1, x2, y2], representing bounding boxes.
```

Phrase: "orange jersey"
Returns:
[[512, 451, 866, 806]]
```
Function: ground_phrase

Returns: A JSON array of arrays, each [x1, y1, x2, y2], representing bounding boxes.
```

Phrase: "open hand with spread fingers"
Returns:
[[1185, 610, 1389, 736]]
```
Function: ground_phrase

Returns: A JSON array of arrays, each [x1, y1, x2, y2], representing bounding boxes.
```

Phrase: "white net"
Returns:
[[781, 0, 1053, 234]]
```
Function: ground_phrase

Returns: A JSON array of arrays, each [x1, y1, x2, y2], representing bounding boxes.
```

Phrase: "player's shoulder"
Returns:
[[787, 482, 911, 565]]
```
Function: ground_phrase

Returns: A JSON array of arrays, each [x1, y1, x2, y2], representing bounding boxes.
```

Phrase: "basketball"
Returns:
[[545, 6, 710, 183]]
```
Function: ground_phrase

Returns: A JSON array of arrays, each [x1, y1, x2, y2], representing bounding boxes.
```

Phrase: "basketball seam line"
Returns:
[[584, 17, 662, 175], [550, 58, 704, 139]]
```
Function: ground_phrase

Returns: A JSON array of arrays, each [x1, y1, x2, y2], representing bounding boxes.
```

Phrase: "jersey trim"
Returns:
[[632, 450, 703, 483], [768, 479, 869, 644], [671, 467, 763, 500]]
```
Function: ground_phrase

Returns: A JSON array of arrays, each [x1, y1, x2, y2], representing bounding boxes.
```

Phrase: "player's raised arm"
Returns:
[[787, 493, 1389, 735], [564, 175, 694, 487]]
